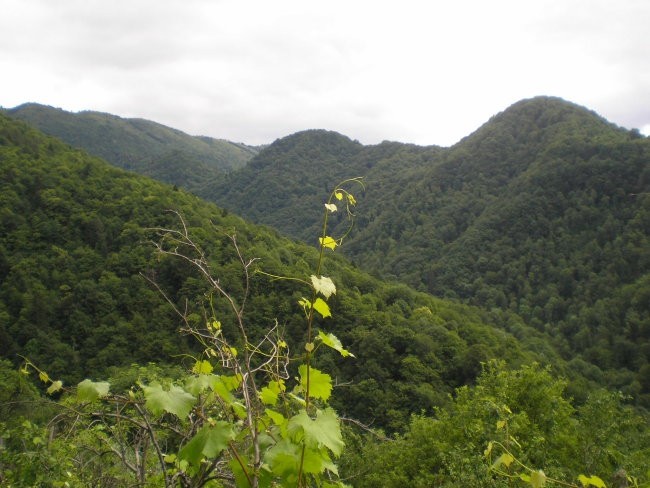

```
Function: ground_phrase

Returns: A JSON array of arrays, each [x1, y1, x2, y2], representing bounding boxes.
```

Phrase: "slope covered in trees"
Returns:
[[0, 112, 563, 429], [1, 109, 649, 487], [3, 103, 258, 190], [197, 129, 442, 244], [196, 97, 650, 405]]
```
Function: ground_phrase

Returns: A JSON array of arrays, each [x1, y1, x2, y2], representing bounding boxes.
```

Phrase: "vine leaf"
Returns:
[[319, 236, 338, 250], [77, 379, 110, 402], [191, 359, 213, 375], [46, 380, 63, 395], [185, 373, 218, 396], [298, 365, 332, 401], [288, 408, 344, 457], [530, 470, 547, 488], [318, 330, 354, 357], [178, 422, 235, 468], [265, 408, 287, 427], [260, 379, 285, 406], [311, 275, 336, 299], [143, 382, 196, 418], [211, 374, 242, 404], [265, 439, 333, 478], [313, 298, 331, 318], [491, 453, 514, 470], [578, 475, 606, 488]]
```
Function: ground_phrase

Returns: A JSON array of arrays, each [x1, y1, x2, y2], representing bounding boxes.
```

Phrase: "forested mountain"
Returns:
[[0, 112, 561, 429], [199, 97, 650, 405], [196, 129, 441, 243], [3, 103, 258, 190], [1, 107, 649, 486]]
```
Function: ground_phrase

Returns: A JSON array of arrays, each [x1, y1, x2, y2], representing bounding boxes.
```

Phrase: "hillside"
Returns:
[[0, 112, 566, 430], [3, 103, 258, 190], [197, 97, 650, 404], [197, 129, 442, 244], [1, 108, 649, 487]]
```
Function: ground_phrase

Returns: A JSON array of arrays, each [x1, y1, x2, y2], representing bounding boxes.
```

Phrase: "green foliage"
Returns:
[[343, 362, 650, 487], [5, 102, 258, 190], [0, 114, 553, 434], [194, 96, 650, 405], [4, 108, 649, 485], [2, 179, 364, 487]]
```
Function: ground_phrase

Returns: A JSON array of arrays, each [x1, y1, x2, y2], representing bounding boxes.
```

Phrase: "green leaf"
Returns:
[[143, 382, 196, 418], [313, 297, 331, 318], [298, 297, 311, 316], [77, 379, 110, 401], [211, 374, 241, 404], [265, 439, 331, 478], [530, 470, 546, 488], [178, 422, 235, 468], [319, 236, 338, 250], [299, 365, 333, 401], [265, 408, 287, 427], [311, 275, 336, 299], [191, 360, 213, 374], [185, 373, 218, 396], [260, 379, 285, 406], [318, 330, 354, 357], [324, 203, 337, 212], [484, 441, 493, 457], [287, 408, 344, 457], [491, 453, 514, 470], [46, 380, 63, 395], [578, 475, 606, 488]]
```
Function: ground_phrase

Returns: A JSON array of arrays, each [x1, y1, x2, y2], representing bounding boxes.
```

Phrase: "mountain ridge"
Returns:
[[193, 96, 650, 403], [3, 102, 259, 190]]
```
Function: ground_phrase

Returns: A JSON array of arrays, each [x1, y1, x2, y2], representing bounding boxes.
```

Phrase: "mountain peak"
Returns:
[[456, 96, 624, 151]]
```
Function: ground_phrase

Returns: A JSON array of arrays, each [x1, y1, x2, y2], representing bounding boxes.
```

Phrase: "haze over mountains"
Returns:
[[3, 97, 649, 406]]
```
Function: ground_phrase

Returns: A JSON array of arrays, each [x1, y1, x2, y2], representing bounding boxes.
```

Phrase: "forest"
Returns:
[[0, 98, 649, 487]]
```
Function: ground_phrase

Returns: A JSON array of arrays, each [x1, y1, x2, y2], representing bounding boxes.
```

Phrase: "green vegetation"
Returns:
[[4, 103, 258, 190], [0, 112, 557, 423], [194, 97, 650, 406], [3, 180, 362, 487], [1, 99, 649, 486], [343, 362, 650, 487]]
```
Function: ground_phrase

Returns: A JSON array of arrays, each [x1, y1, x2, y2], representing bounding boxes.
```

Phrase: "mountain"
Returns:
[[3, 97, 648, 405], [0, 112, 570, 430], [198, 97, 650, 404], [197, 129, 442, 244], [3, 103, 258, 190]]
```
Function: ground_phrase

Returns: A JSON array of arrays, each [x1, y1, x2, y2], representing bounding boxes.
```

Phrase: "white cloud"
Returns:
[[1, 0, 648, 145]]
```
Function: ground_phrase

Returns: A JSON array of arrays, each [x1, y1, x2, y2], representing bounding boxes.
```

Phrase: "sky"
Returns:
[[1, 0, 649, 146]]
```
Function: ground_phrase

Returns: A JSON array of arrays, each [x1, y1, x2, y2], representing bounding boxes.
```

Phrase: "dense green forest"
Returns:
[[0, 111, 565, 422], [3, 103, 258, 190], [1, 103, 649, 486], [188, 97, 650, 406]]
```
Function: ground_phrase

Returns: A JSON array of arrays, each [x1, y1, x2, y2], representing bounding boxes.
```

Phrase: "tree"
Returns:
[[10, 179, 363, 487]]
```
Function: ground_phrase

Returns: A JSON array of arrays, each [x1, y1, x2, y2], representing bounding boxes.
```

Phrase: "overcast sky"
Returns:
[[1, 0, 649, 146]]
